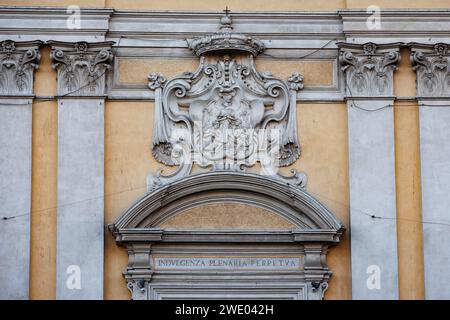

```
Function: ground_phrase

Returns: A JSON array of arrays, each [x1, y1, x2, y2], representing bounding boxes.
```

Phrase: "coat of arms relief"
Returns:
[[147, 13, 307, 191]]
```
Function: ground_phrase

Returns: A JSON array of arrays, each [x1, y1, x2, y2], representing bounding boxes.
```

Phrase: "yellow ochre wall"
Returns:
[[393, 49, 425, 300], [291, 102, 351, 300], [104, 100, 155, 300], [19, 0, 430, 301], [30, 46, 58, 300]]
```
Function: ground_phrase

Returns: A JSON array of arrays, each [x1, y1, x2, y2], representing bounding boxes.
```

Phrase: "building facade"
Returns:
[[0, 1, 450, 300]]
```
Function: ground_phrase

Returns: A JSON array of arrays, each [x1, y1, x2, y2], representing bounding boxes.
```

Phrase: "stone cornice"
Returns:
[[410, 42, 450, 98], [49, 41, 114, 96], [0, 7, 112, 42], [111, 171, 344, 232], [2, 8, 450, 47], [338, 9, 450, 16], [339, 9, 450, 44], [111, 229, 343, 245], [338, 42, 401, 97], [0, 7, 450, 43], [0, 7, 114, 13], [0, 39, 42, 96]]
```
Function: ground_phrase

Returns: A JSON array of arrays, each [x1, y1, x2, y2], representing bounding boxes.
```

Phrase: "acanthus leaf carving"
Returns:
[[410, 42, 450, 97], [0, 40, 42, 95], [339, 42, 401, 97], [147, 14, 306, 191], [49, 41, 114, 96]]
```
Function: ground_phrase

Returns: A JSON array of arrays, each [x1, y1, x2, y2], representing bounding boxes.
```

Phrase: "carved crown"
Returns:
[[187, 13, 265, 56]]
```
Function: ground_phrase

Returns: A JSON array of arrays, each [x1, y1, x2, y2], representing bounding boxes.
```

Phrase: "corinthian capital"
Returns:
[[410, 42, 450, 97], [0, 40, 42, 96], [49, 41, 114, 96], [338, 42, 401, 97]]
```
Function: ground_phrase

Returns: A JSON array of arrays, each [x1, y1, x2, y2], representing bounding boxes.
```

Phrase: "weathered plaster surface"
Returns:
[[0, 99, 33, 299], [56, 98, 105, 299]]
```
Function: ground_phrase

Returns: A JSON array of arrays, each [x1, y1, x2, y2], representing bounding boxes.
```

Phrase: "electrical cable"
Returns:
[[1, 37, 450, 228]]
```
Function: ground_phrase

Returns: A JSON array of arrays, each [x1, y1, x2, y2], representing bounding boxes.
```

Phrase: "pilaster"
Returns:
[[410, 42, 450, 300], [339, 42, 401, 299], [0, 39, 42, 299], [50, 41, 114, 299]]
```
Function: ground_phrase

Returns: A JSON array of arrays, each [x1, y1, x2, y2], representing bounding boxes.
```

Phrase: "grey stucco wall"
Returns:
[[0, 99, 33, 299], [56, 98, 104, 299]]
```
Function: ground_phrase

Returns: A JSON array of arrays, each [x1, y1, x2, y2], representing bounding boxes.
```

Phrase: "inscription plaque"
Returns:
[[154, 257, 301, 270]]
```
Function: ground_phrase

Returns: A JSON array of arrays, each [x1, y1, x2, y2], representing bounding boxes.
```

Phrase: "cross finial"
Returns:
[[220, 7, 232, 31]]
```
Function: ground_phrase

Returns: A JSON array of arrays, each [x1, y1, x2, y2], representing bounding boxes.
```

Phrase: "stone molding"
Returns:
[[338, 42, 401, 97], [125, 251, 329, 300], [146, 282, 307, 300], [339, 10, 450, 44], [49, 41, 114, 96], [4, 8, 450, 44], [111, 172, 344, 233], [2, 8, 450, 101], [0, 7, 112, 42], [410, 42, 450, 97], [110, 171, 344, 300], [0, 40, 42, 96]]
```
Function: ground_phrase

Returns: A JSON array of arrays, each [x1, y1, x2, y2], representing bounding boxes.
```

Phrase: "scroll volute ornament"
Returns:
[[147, 14, 306, 191], [410, 42, 450, 96]]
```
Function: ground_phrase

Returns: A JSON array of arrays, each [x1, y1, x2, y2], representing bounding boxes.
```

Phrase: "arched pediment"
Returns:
[[109, 171, 344, 244]]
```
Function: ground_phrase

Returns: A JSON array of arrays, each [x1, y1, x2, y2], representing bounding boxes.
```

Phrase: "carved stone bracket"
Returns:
[[410, 42, 450, 97], [338, 42, 401, 97], [124, 243, 153, 300], [147, 14, 306, 191], [303, 243, 331, 300], [49, 41, 114, 96], [0, 40, 42, 96]]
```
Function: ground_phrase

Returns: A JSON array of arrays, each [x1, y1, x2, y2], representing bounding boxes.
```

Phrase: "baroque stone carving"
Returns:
[[49, 41, 114, 96], [110, 171, 345, 300], [0, 40, 42, 95], [410, 42, 450, 97], [147, 14, 306, 191], [187, 13, 265, 56], [126, 279, 148, 300], [338, 42, 401, 97], [123, 243, 153, 300]]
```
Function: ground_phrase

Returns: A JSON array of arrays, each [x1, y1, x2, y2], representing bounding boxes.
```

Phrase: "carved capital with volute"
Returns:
[[410, 42, 450, 97], [49, 41, 114, 96], [338, 42, 401, 97], [0, 40, 42, 96]]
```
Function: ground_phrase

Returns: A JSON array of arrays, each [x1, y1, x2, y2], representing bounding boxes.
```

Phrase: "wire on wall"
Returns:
[[1, 37, 450, 228], [2, 176, 450, 228]]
